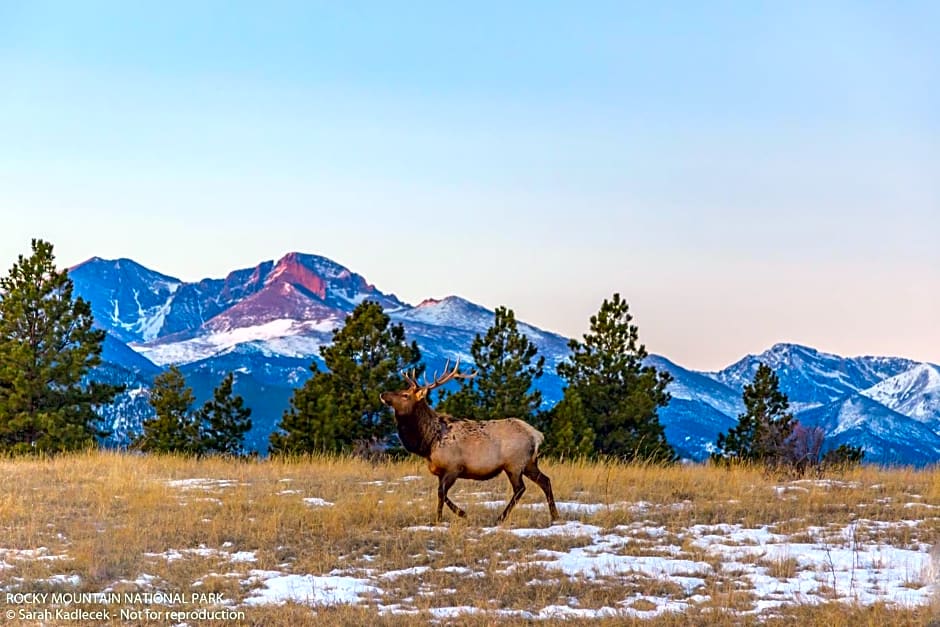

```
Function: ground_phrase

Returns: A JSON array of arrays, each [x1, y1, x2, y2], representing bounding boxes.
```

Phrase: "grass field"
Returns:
[[0, 452, 938, 625]]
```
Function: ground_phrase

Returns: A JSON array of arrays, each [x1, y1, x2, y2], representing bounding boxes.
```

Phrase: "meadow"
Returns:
[[0, 452, 938, 626]]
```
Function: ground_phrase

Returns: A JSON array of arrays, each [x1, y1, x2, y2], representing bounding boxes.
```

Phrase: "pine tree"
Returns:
[[712, 363, 795, 466], [0, 239, 122, 453], [196, 372, 252, 456], [270, 301, 421, 454], [821, 443, 864, 468], [133, 366, 199, 454], [438, 307, 545, 421], [269, 365, 338, 453], [554, 293, 675, 462], [539, 390, 595, 459]]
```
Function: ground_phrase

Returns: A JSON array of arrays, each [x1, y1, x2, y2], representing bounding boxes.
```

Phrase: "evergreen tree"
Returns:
[[270, 301, 421, 454], [133, 368, 252, 456], [539, 390, 595, 459], [0, 239, 122, 453], [133, 366, 199, 454], [196, 372, 252, 456], [712, 363, 795, 466], [821, 443, 865, 468], [554, 293, 675, 462], [438, 307, 545, 421]]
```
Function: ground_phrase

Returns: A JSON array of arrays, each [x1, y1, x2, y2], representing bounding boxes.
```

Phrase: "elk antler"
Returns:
[[421, 358, 477, 392], [400, 368, 420, 390]]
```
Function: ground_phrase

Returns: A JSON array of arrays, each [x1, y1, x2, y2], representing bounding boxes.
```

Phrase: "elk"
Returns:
[[379, 360, 559, 524]]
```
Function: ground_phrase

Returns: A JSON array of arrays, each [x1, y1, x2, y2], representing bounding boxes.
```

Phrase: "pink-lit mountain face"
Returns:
[[70, 252, 408, 346], [70, 251, 568, 372]]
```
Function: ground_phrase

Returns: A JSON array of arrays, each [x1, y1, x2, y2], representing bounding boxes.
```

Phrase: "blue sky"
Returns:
[[2, 2, 938, 369]]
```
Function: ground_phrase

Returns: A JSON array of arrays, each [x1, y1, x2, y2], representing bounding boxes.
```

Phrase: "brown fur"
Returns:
[[380, 387, 559, 523]]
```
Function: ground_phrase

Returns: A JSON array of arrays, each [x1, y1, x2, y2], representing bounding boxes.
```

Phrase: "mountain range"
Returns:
[[68, 252, 940, 465]]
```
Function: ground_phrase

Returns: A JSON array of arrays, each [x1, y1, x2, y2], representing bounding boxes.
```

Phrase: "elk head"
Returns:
[[379, 358, 477, 416]]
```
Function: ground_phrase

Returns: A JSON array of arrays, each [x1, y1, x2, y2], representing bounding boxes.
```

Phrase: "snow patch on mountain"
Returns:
[[861, 364, 940, 423], [826, 397, 874, 436], [392, 296, 493, 333], [392, 296, 549, 346], [129, 288, 179, 341], [135, 318, 338, 366]]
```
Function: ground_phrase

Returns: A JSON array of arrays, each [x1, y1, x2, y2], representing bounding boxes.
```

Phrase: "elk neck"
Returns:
[[394, 400, 444, 458]]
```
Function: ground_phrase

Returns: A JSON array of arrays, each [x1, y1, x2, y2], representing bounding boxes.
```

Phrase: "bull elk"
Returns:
[[379, 360, 559, 524]]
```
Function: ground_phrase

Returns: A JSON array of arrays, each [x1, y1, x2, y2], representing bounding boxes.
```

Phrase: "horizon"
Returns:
[[3, 3, 938, 371]]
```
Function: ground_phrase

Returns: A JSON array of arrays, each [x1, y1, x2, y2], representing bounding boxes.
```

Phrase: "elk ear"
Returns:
[[415, 388, 428, 401]]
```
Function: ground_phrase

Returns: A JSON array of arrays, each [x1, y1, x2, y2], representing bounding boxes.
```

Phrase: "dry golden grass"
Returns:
[[0, 451, 937, 625]]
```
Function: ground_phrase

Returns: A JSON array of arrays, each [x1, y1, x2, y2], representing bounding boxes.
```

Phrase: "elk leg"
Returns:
[[497, 470, 526, 523], [445, 494, 466, 518], [437, 472, 464, 522], [524, 462, 560, 521]]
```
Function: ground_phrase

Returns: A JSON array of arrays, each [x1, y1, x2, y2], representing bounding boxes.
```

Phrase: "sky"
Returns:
[[1, 2, 938, 371]]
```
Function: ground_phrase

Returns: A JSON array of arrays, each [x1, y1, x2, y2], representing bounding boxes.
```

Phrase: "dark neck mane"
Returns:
[[395, 401, 444, 458]]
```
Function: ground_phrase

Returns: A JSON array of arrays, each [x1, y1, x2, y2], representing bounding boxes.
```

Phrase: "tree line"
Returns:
[[267, 294, 676, 463], [0, 239, 861, 471]]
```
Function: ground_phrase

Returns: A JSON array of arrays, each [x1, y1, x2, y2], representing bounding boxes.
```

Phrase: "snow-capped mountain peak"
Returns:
[[69, 257, 183, 343], [395, 295, 492, 330], [711, 342, 919, 410]]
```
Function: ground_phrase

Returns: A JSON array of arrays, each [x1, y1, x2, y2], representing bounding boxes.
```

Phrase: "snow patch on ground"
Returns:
[[38, 574, 82, 587], [144, 546, 256, 564], [165, 478, 244, 491], [403, 525, 450, 533], [302, 497, 334, 507], [101, 574, 158, 592], [690, 521, 933, 608], [0, 547, 70, 568], [242, 571, 381, 607], [379, 566, 432, 579], [507, 521, 603, 538]]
